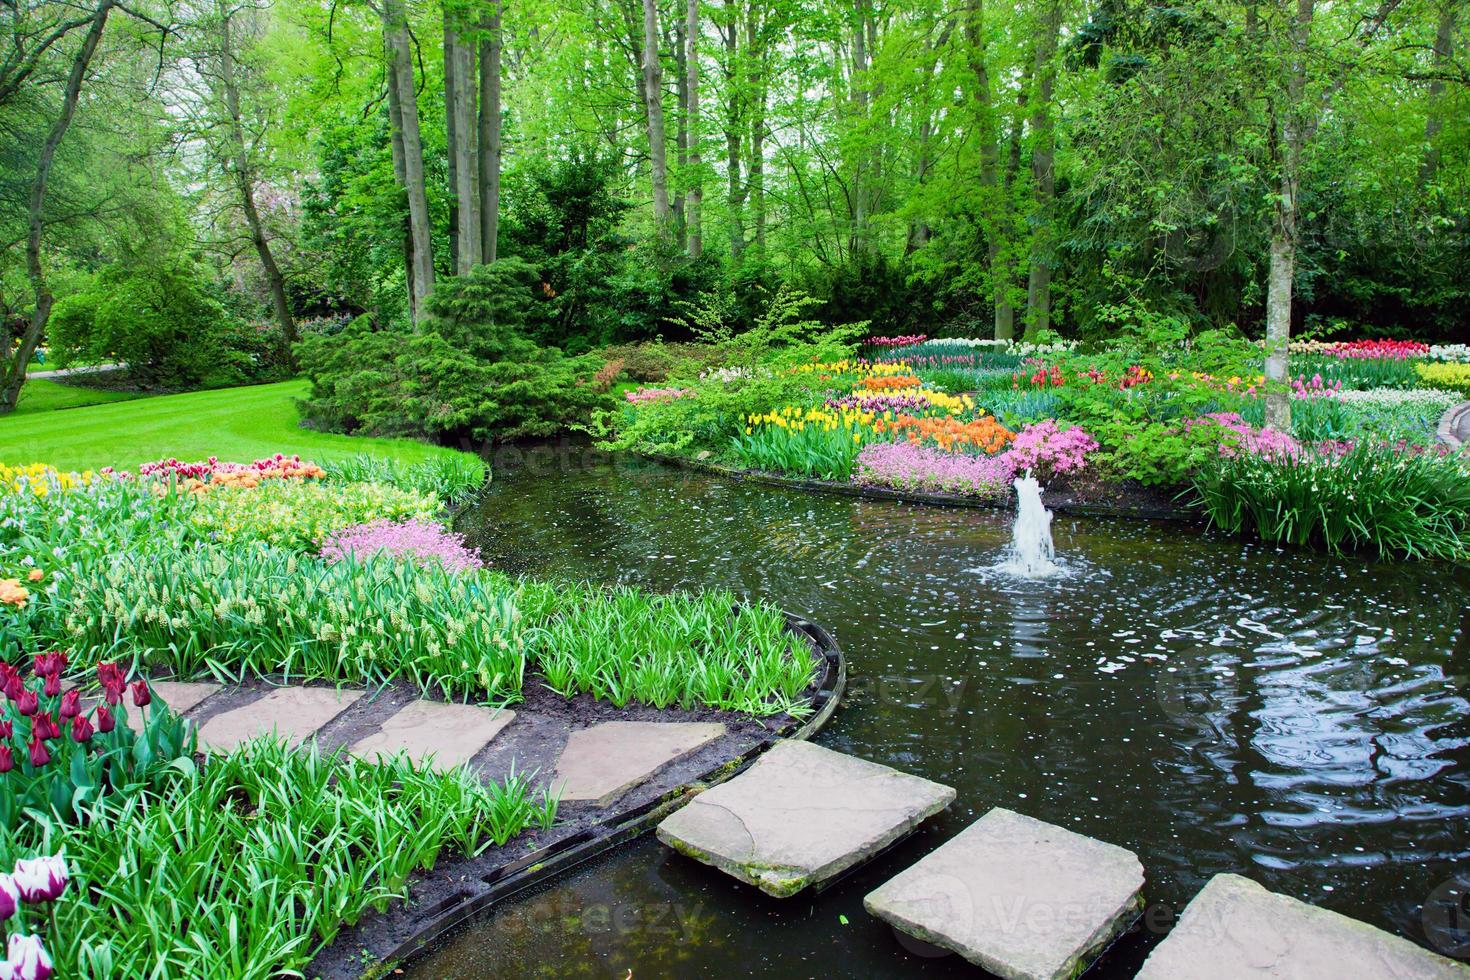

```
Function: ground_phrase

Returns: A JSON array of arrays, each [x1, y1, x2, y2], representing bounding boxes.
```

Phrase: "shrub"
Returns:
[[1001, 421, 1098, 483], [1416, 362, 1470, 398], [1192, 443, 1470, 559]]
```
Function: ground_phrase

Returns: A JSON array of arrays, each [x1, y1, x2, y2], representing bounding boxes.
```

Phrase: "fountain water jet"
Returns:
[[998, 472, 1061, 578]]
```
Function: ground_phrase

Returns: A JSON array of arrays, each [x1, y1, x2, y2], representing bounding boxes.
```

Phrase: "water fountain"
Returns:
[[997, 471, 1061, 578]]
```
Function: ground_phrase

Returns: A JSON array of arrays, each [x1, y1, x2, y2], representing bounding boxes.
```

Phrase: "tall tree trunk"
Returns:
[[747, 5, 766, 255], [384, 45, 416, 311], [1264, 0, 1315, 431], [1023, 0, 1062, 339], [478, 1, 503, 263], [448, 19, 480, 271], [1, 0, 113, 414], [642, 0, 672, 236], [672, 16, 688, 249], [384, 0, 434, 323], [965, 0, 1013, 340], [444, 25, 460, 271], [849, 0, 870, 255], [686, 0, 703, 257], [1419, 0, 1455, 186], [723, 0, 744, 259], [216, 1, 296, 362]]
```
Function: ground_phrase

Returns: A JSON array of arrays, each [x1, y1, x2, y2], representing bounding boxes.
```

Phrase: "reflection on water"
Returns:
[[421, 446, 1470, 977]]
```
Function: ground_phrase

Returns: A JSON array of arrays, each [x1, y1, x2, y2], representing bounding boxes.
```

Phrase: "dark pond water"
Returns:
[[423, 443, 1470, 978]]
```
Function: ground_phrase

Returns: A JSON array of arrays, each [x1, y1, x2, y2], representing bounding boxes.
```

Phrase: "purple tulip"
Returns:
[[0, 873, 18, 922], [11, 856, 66, 904], [14, 690, 36, 717], [0, 747, 12, 774], [24, 737, 46, 769], [70, 714, 93, 744], [40, 675, 59, 699], [57, 690, 80, 720], [5, 934, 52, 980], [130, 680, 151, 708]]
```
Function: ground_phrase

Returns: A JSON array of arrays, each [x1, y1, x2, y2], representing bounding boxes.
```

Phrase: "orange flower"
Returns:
[[860, 375, 924, 392], [0, 579, 29, 607], [26, 569, 43, 583], [874, 413, 1014, 454]]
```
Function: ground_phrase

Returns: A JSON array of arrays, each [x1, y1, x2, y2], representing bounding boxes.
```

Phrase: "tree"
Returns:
[[380, 0, 433, 322], [641, 0, 672, 236]]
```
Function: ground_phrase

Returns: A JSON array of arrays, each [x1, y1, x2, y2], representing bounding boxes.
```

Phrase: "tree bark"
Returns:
[[723, 0, 744, 259], [217, 1, 297, 361], [444, 24, 460, 270], [384, 40, 416, 310], [747, 4, 766, 255], [478, 0, 503, 263], [1, 0, 113, 414], [849, 0, 870, 256], [642, 0, 672, 235], [383, 0, 434, 323], [1023, 0, 1062, 339], [686, 0, 703, 257], [965, 0, 1014, 340], [448, 17, 480, 271], [673, 15, 688, 249], [1419, 0, 1455, 186]]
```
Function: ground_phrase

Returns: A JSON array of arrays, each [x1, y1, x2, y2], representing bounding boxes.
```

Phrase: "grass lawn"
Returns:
[[13, 378, 148, 416], [1, 378, 473, 471]]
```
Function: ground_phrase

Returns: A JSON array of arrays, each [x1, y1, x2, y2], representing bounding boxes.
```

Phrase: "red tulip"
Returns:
[[97, 662, 125, 704], [26, 736, 48, 767], [41, 674, 60, 698], [32, 712, 58, 741], [95, 704, 115, 734], [0, 746, 12, 774], [130, 680, 151, 708], [70, 714, 93, 743], [15, 690, 36, 717], [58, 690, 80, 720], [0, 719, 11, 739]]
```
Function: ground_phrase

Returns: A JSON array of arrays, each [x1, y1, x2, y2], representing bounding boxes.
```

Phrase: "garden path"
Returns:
[[143, 678, 740, 809], [25, 362, 122, 380], [1439, 400, 1470, 449]]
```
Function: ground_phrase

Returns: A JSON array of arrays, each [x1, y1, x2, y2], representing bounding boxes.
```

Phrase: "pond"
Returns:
[[423, 442, 1470, 978]]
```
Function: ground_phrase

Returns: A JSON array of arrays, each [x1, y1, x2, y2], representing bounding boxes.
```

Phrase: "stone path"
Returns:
[[25, 362, 123, 380], [865, 807, 1144, 980], [1136, 873, 1470, 979], [140, 679, 742, 807], [656, 739, 955, 897], [1439, 401, 1470, 449]]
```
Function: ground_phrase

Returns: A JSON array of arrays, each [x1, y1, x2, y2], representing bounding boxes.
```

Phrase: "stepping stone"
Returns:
[[864, 807, 1144, 979], [149, 680, 221, 715], [553, 720, 725, 806], [1136, 873, 1470, 979], [657, 739, 955, 898], [350, 701, 516, 771], [197, 686, 362, 753]]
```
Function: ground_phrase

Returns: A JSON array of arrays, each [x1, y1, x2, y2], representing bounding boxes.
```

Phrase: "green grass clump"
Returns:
[[323, 452, 488, 505], [523, 582, 817, 715], [0, 379, 472, 472], [1192, 443, 1470, 560], [5, 742, 555, 978]]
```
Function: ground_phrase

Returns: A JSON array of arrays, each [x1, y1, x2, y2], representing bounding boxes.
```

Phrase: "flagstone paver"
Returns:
[[197, 686, 363, 753], [350, 700, 516, 770], [150, 680, 222, 715], [553, 720, 725, 806], [1135, 873, 1470, 980], [864, 807, 1144, 980], [656, 739, 955, 897]]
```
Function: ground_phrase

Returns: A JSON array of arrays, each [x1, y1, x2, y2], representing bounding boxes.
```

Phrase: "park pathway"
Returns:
[[1439, 400, 1470, 449], [26, 362, 122, 380]]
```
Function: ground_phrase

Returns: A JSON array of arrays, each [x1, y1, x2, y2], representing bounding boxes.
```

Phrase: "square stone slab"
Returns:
[[864, 807, 1144, 980], [350, 701, 516, 771], [150, 680, 221, 715], [197, 687, 363, 753], [553, 720, 725, 806], [1136, 873, 1470, 979], [657, 739, 955, 898]]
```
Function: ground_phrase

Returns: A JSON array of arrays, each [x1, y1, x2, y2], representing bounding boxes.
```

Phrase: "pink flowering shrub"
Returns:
[[1001, 420, 1099, 482], [319, 518, 483, 572], [626, 387, 693, 404], [853, 442, 1012, 498], [1184, 413, 1301, 460]]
